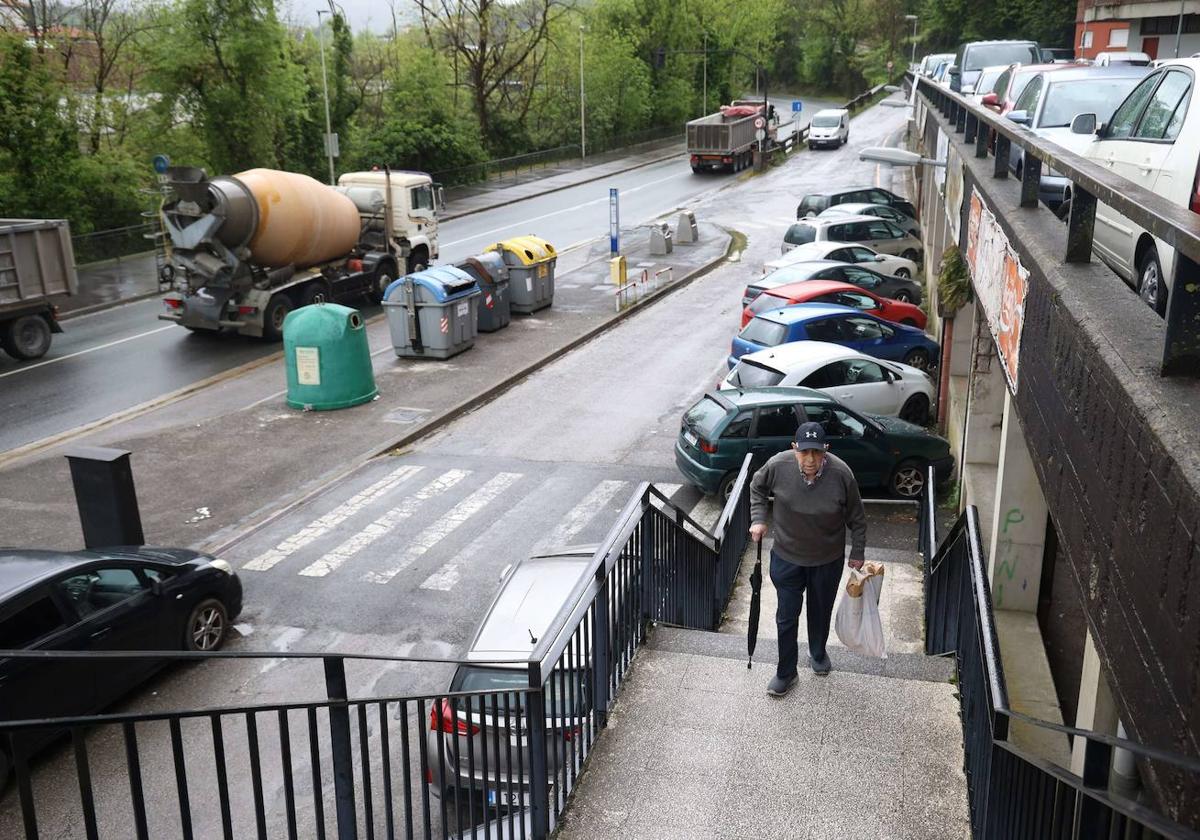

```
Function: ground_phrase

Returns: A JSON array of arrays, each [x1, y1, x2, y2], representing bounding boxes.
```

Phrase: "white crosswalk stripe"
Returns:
[[687, 493, 724, 533], [242, 465, 425, 571], [362, 472, 523, 584], [298, 469, 470, 578], [531, 479, 627, 555]]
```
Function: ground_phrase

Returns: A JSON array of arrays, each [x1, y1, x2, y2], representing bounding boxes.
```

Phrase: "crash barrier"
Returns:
[[0, 458, 753, 840], [913, 74, 1200, 375], [919, 469, 1200, 838]]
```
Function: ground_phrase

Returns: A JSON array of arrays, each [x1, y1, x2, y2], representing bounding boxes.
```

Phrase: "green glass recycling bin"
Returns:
[[283, 303, 377, 410]]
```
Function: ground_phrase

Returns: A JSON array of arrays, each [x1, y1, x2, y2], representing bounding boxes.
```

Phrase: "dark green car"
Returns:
[[674, 386, 954, 498]]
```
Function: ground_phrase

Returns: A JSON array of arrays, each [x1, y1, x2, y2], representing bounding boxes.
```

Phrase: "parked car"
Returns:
[[675, 387, 954, 499], [1070, 58, 1200, 314], [818, 202, 921, 237], [423, 547, 593, 811], [983, 63, 1069, 115], [1003, 65, 1150, 213], [729, 302, 939, 371], [807, 108, 850, 148], [783, 215, 923, 264], [0, 546, 243, 788], [1095, 51, 1151, 67], [1040, 47, 1076, 63], [740, 279, 926, 329], [920, 53, 956, 77], [796, 186, 917, 220], [950, 40, 1041, 94], [971, 64, 1012, 103], [721, 341, 936, 424], [763, 241, 918, 279], [747, 259, 922, 306]]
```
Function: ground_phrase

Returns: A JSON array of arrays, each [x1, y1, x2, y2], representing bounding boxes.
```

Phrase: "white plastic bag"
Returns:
[[834, 565, 887, 659]]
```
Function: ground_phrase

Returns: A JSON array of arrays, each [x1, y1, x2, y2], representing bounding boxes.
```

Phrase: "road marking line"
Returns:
[[242, 464, 425, 571], [299, 469, 469, 577], [366, 471, 523, 584], [531, 479, 627, 555], [440, 172, 685, 248], [0, 325, 176, 381]]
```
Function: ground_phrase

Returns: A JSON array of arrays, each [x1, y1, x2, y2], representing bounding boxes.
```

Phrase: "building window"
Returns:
[[1141, 14, 1200, 35], [1108, 28, 1129, 47], [1081, 30, 1094, 48]]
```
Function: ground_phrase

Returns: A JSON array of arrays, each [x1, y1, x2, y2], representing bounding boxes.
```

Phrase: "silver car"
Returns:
[[818, 202, 921, 238], [424, 549, 593, 813], [783, 214, 923, 264]]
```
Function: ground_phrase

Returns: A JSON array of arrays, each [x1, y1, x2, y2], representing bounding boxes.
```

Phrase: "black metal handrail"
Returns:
[[921, 475, 1200, 837], [913, 74, 1200, 375]]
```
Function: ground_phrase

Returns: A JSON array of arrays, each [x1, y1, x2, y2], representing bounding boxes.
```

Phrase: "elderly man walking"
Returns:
[[750, 421, 866, 696]]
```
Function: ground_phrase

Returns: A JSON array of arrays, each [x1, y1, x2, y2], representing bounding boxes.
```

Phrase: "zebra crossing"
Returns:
[[232, 460, 723, 594]]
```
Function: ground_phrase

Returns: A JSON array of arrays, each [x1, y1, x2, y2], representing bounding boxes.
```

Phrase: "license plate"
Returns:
[[683, 430, 698, 448], [487, 789, 524, 808], [456, 302, 469, 317]]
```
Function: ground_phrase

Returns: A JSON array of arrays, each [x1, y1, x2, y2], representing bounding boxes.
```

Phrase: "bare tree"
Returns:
[[0, 0, 72, 53], [75, 0, 157, 151], [413, 0, 570, 148]]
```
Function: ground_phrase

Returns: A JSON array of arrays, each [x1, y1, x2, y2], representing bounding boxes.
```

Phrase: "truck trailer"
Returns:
[[0, 219, 77, 360], [686, 100, 787, 173], [158, 166, 442, 339]]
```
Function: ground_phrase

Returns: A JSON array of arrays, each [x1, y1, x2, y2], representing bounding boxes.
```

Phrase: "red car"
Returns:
[[739, 279, 927, 330]]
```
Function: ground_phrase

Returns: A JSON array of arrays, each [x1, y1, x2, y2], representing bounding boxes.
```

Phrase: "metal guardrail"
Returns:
[[913, 74, 1200, 376], [71, 222, 157, 265], [919, 468, 1200, 838], [0, 459, 755, 840]]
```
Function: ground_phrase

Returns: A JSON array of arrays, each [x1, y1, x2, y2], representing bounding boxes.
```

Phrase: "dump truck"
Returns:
[[686, 100, 787, 173], [158, 166, 442, 339], [0, 219, 77, 360]]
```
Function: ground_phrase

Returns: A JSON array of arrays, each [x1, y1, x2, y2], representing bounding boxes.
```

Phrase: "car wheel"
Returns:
[[1137, 245, 1167, 316], [893, 289, 914, 303], [899, 394, 931, 426], [717, 472, 738, 501], [2, 314, 52, 360], [890, 459, 927, 499], [903, 347, 931, 370], [901, 249, 921, 263], [261, 293, 293, 342], [185, 598, 229, 651], [894, 267, 911, 279]]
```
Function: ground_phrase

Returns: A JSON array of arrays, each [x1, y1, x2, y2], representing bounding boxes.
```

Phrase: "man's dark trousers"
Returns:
[[770, 549, 843, 678]]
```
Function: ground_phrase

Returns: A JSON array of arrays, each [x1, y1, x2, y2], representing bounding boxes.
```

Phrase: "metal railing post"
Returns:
[[1162, 252, 1200, 376], [1076, 736, 1114, 837], [323, 657, 358, 840], [1019, 156, 1042, 208], [1066, 186, 1097, 263], [993, 135, 1010, 178], [592, 569, 611, 728], [955, 105, 966, 134], [527, 664, 551, 840], [640, 497, 655, 624], [965, 113, 978, 145], [975, 123, 989, 158]]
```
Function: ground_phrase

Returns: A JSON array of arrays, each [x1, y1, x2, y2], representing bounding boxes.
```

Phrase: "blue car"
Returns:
[[728, 303, 939, 371]]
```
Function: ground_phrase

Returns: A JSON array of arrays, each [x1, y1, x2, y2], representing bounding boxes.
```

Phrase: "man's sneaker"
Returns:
[[810, 654, 832, 676], [766, 674, 798, 697]]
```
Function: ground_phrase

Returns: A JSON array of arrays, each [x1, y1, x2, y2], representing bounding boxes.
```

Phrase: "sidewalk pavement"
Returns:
[[555, 539, 971, 840], [60, 142, 686, 319], [0, 220, 731, 551]]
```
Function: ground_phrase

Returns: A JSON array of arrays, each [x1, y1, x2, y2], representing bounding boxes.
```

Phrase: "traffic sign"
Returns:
[[753, 116, 766, 129], [754, 129, 766, 141], [791, 100, 803, 113]]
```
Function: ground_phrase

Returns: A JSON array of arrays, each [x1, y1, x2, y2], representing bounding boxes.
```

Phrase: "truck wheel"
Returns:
[[2, 314, 52, 360], [406, 249, 428, 276], [372, 261, 397, 304], [300, 282, 328, 308], [261, 294, 293, 341]]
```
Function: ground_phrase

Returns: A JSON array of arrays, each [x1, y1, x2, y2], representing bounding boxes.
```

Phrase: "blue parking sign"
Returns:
[[791, 100, 803, 113]]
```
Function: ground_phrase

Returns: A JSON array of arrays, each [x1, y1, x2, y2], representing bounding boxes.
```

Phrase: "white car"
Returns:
[[807, 109, 849, 149], [1095, 51, 1151, 67], [781, 215, 923, 262], [763, 241, 918, 278], [1071, 58, 1200, 314], [721, 341, 935, 425]]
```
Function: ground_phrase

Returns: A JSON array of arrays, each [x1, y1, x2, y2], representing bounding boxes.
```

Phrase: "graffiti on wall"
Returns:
[[965, 188, 1029, 394]]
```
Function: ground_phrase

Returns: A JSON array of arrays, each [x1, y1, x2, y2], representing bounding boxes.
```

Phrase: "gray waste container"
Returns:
[[489, 236, 556, 314], [457, 252, 511, 333], [383, 266, 480, 359]]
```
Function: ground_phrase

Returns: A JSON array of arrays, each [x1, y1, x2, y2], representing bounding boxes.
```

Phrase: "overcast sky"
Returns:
[[278, 0, 419, 34]]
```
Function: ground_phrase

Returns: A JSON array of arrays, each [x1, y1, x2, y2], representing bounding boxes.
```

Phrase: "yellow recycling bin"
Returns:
[[489, 236, 556, 313]]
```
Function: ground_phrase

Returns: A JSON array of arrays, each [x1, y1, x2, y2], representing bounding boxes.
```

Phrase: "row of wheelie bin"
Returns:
[[383, 236, 557, 359]]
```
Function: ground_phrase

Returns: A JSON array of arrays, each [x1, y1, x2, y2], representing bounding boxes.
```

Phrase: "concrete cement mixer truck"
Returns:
[[157, 166, 441, 339]]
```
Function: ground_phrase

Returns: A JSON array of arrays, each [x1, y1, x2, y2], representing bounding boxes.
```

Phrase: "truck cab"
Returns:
[[337, 170, 442, 273]]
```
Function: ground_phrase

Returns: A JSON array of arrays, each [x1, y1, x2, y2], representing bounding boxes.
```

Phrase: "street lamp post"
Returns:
[[905, 15, 919, 68], [317, 6, 336, 185], [1175, 0, 1185, 58], [579, 25, 586, 160]]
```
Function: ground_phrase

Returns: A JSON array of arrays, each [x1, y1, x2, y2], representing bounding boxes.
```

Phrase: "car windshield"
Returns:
[[454, 666, 587, 717], [965, 44, 1039, 72], [975, 69, 1004, 95], [747, 292, 790, 316], [683, 395, 730, 438], [811, 115, 841, 127], [1038, 78, 1145, 127], [784, 224, 817, 245], [730, 359, 785, 388], [738, 318, 789, 348]]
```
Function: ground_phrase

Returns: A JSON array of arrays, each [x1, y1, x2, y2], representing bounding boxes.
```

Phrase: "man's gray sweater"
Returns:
[[749, 451, 867, 567]]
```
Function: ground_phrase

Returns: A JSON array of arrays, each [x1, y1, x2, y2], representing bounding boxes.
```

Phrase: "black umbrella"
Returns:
[[747, 540, 763, 669]]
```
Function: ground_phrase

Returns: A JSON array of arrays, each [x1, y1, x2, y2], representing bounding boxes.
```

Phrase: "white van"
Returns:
[[807, 109, 850, 149], [1071, 58, 1200, 314]]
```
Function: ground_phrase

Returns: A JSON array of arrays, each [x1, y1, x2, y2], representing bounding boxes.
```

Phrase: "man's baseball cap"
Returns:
[[794, 422, 827, 451]]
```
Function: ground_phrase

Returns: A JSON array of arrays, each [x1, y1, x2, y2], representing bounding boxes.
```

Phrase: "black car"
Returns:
[[796, 186, 918, 222], [0, 546, 243, 786]]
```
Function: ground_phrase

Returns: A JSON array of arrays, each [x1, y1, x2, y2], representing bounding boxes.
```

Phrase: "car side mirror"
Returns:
[[150, 579, 164, 596], [1006, 110, 1031, 126], [981, 92, 999, 107], [873, 254, 886, 262], [1070, 112, 1098, 136]]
